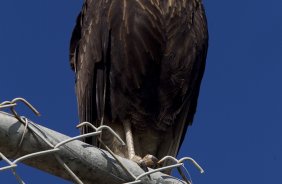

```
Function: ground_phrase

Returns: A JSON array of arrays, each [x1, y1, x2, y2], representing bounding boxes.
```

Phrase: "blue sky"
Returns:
[[0, 0, 281, 183]]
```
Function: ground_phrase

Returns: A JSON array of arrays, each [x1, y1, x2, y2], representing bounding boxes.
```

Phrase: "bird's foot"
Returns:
[[142, 154, 159, 169], [131, 154, 159, 171]]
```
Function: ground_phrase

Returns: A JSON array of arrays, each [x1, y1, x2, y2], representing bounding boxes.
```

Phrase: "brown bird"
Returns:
[[70, 0, 208, 169]]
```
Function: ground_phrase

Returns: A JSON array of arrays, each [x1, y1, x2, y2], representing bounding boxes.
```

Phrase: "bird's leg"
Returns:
[[122, 120, 139, 160], [123, 121, 158, 169]]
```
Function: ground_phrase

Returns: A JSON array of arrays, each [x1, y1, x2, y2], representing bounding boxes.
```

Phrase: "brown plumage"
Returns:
[[70, 0, 208, 167]]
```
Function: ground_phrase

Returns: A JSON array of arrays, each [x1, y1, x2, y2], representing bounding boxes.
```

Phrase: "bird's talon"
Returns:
[[142, 154, 159, 169]]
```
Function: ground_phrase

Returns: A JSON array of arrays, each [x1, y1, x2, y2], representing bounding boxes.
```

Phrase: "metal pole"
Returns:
[[0, 111, 184, 184]]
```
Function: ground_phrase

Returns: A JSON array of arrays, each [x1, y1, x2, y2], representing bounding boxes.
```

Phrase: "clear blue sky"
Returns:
[[0, 0, 281, 183]]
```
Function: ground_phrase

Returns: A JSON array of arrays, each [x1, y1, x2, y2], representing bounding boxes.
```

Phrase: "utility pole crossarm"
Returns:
[[0, 111, 185, 184]]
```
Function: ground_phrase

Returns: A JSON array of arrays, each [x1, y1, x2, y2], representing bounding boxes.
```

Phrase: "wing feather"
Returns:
[[70, 0, 107, 144], [157, 0, 208, 165]]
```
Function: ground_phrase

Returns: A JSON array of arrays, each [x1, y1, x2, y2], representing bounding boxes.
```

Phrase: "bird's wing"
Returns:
[[70, 1, 107, 145], [70, 0, 164, 144], [156, 1, 208, 165]]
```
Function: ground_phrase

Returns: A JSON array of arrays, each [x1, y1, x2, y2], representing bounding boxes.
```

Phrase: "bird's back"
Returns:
[[70, 0, 208, 162]]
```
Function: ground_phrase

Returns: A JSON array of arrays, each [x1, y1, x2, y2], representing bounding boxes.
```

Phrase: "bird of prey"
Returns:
[[70, 0, 208, 168]]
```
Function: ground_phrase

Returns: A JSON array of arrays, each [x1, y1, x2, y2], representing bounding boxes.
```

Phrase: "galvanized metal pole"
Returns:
[[0, 111, 184, 184]]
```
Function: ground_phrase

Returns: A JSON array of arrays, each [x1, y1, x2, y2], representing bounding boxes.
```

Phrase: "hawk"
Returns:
[[70, 0, 208, 168]]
